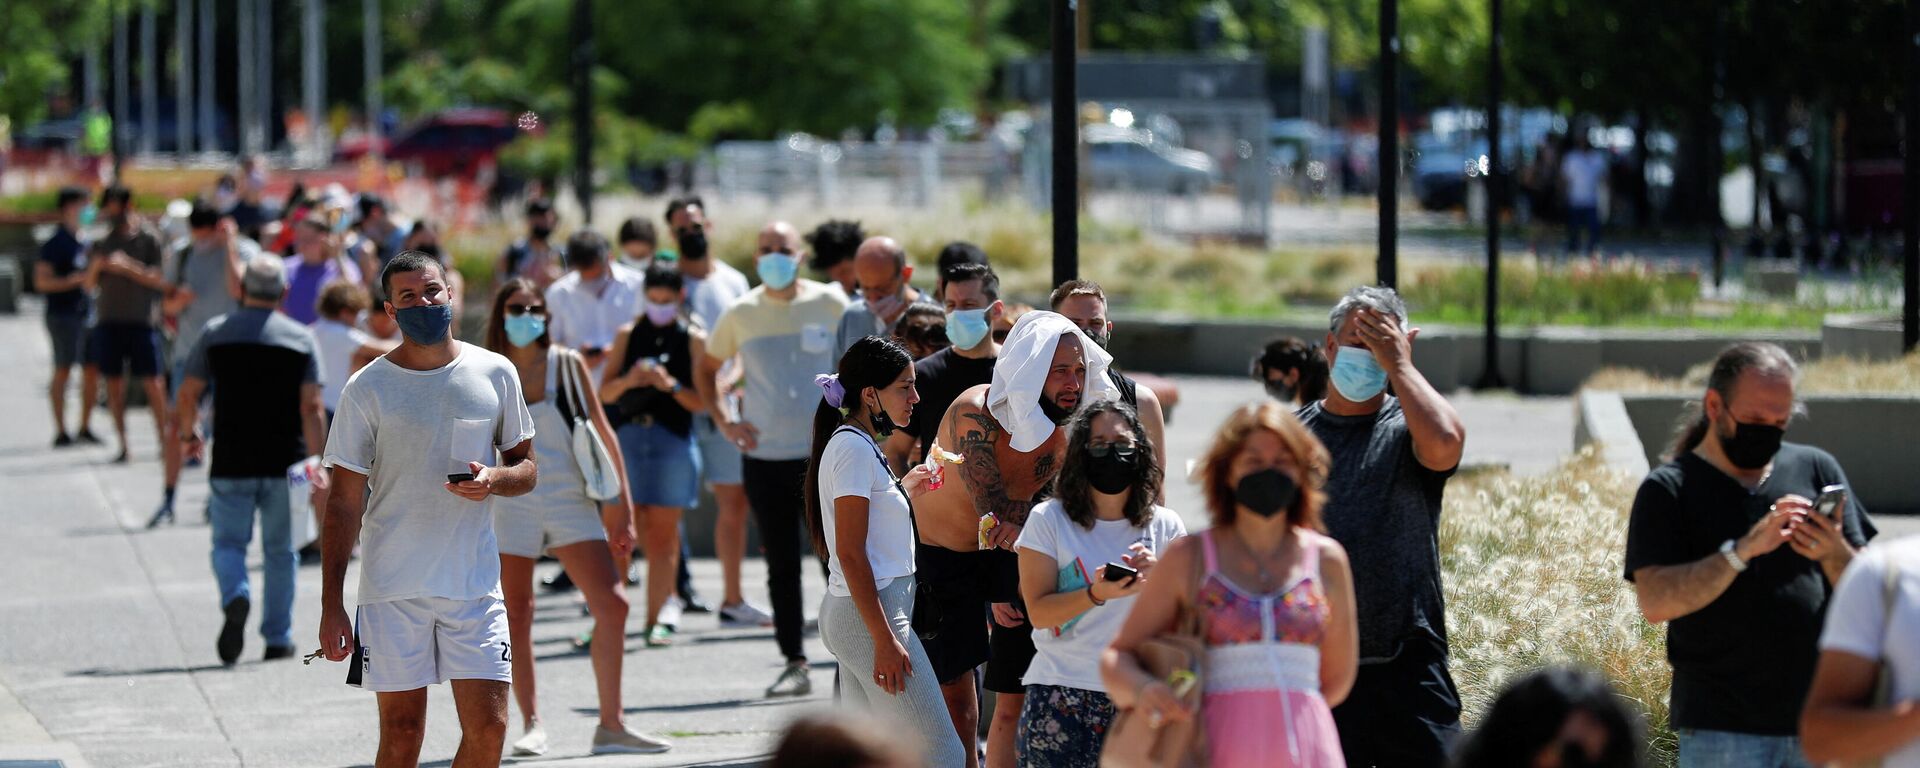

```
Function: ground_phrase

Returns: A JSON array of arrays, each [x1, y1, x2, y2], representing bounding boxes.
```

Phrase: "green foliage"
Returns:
[[0, 1, 125, 125]]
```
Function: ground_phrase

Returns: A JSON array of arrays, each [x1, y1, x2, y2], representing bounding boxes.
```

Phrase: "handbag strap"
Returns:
[[556, 347, 590, 427], [1179, 531, 1208, 640]]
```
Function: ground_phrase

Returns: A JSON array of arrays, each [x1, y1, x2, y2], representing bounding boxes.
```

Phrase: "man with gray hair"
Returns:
[[175, 256, 329, 665], [834, 236, 936, 360], [1297, 284, 1467, 767]]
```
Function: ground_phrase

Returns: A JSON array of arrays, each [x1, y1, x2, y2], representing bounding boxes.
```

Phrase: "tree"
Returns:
[[0, 1, 124, 126]]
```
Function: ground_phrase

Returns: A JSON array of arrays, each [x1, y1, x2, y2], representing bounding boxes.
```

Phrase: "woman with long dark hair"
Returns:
[[481, 278, 669, 757], [1013, 399, 1186, 767], [804, 336, 966, 768], [1451, 665, 1644, 768]]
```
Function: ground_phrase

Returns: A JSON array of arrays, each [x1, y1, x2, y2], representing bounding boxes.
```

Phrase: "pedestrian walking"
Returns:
[[1300, 285, 1468, 768], [481, 278, 671, 757], [1104, 401, 1358, 768], [497, 198, 564, 291], [35, 186, 100, 447], [805, 336, 966, 768], [176, 257, 327, 665], [601, 265, 709, 647], [318, 251, 538, 768], [544, 230, 645, 381], [1014, 399, 1186, 768]]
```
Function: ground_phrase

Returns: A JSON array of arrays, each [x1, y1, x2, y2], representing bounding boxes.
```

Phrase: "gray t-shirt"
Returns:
[[706, 280, 851, 461], [90, 226, 166, 326], [168, 237, 260, 355], [323, 343, 536, 605], [1298, 396, 1456, 661]]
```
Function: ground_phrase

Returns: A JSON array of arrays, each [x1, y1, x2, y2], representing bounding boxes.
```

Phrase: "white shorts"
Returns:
[[492, 499, 607, 559], [353, 595, 512, 693]]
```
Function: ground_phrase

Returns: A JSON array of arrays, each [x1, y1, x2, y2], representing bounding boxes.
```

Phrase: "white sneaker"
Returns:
[[510, 724, 549, 757], [657, 595, 685, 631], [719, 600, 775, 628], [765, 661, 812, 698], [591, 724, 673, 754]]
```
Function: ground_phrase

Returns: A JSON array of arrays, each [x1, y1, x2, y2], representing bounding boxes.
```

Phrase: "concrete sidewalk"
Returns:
[[0, 302, 832, 768]]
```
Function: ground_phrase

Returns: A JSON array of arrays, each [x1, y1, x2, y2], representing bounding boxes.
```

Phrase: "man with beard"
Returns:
[[912, 310, 1116, 768]]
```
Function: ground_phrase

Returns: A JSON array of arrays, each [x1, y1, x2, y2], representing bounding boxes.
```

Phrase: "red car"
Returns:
[[333, 108, 524, 179]]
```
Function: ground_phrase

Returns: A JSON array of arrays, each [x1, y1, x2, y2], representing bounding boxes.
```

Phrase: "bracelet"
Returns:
[[1086, 583, 1106, 606]]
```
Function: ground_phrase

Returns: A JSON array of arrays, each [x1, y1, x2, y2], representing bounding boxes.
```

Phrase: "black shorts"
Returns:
[[979, 548, 1035, 694], [91, 322, 162, 378], [912, 545, 991, 685]]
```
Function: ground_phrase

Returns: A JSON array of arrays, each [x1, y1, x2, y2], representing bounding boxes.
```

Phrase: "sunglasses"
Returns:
[[1087, 443, 1138, 459], [505, 304, 547, 317]]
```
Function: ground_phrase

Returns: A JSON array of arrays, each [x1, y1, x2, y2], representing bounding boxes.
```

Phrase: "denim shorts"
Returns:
[[618, 421, 701, 509]]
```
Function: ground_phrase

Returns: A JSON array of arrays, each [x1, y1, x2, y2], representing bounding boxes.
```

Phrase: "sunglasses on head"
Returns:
[[505, 304, 547, 317]]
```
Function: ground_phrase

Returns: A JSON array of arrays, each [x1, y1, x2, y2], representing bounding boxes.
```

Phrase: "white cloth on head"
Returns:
[[987, 310, 1117, 453]]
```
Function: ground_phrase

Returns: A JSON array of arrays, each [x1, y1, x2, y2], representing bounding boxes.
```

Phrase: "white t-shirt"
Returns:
[[312, 317, 372, 412], [323, 343, 536, 606], [545, 262, 647, 379], [1560, 149, 1609, 208], [1016, 499, 1187, 692], [683, 260, 751, 334], [818, 427, 916, 598], [1819, 536, 1920, 768]]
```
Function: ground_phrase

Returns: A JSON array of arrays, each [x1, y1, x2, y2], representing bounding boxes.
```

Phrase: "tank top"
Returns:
[[612, 318, 695, 436], [493, 346, 594, 515]]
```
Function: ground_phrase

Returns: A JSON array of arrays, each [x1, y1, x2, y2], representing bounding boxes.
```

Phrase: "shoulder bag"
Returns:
[[556, 348, 623, 501], [1100, 535, 1209, 768]]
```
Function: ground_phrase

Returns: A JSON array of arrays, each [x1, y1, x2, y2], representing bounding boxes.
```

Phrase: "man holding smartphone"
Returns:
[[319, 251, 538, 768], [1625, 342, 1876, 768]]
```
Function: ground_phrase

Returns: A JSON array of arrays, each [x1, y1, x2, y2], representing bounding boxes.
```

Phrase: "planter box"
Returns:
[[1822, 314, 1906, 362]]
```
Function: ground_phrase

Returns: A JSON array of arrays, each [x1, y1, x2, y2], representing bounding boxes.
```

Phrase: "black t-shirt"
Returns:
[[612, 320, 695, 437], [37, 225, 89, 316], [1298, 396, 1456, 661], [907, 346, 997, 585], [188, 308, 322, 477], [1623, 443, 1877, 735]]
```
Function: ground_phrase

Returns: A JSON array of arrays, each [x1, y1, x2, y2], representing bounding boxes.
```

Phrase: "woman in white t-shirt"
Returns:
[[803, 336, 966, 768], [1803, 535, 1920, 767], [1014, 399, 1186, 768], [310, 281, 394, 418]]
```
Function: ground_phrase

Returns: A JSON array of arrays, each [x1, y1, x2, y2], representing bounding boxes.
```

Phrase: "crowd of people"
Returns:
[[30, 170, 1919, 768]]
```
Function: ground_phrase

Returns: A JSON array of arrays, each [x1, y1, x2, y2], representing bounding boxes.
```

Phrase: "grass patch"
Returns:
[[1584, 353, 1920, 395], [1441, 449, 1676, 766]]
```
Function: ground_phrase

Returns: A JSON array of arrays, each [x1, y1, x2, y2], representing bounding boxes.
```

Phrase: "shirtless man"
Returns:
[[913, 310, 1116, 768]]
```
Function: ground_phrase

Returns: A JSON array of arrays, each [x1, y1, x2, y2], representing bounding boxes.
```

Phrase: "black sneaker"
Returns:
[[262, 645, 296, 662], [680, 593, 715, 614], [145, 503, 175, 529], [112, 449, 129, 464], [76, 429, 103, 445], [541, 570, 577, 593], [218, 596, 250, 666], [53, 433, 73, 448], [298, 542, 322, 566]]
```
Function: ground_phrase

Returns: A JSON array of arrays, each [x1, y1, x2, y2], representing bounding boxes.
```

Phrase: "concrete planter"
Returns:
[[1615, 392, 1920, 515], [1822, 314, 1906, 362], [1749, 264, 1801, 299]]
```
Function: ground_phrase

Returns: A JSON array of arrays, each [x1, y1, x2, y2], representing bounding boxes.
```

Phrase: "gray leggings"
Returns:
[[820, 575, 968, 768]]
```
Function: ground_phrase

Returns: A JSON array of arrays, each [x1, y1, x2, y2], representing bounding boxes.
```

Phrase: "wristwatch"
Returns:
[[1720, 539, 1748, 573]]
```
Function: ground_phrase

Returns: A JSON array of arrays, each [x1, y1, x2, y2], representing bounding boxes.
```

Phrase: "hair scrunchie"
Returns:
[[815, 373, 847, 410]]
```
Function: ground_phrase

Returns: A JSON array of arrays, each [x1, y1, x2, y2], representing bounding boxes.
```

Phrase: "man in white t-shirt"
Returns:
[[1803, 536, 1920, 768], [1559, 132, 1609, 257], [318, 251, 538, 768], [545, 230, 646, 381]]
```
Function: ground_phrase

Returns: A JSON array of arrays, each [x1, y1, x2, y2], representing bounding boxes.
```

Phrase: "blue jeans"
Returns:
[[208, 476, 297, 647], [1566, 205, 1602, 255], [1677, 729, 1813, 768]]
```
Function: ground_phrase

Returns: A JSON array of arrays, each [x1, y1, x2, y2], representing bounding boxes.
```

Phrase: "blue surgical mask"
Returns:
[[757, 252, 799, 290], [504, 314, 545, 348], [1330, 345, 1388, 401], [394, 303, 454, 346], [946, 308, 991, 350], [79, 204, 98, 229]]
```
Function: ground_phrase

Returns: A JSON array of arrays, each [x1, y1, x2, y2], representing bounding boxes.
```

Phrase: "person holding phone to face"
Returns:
[[318, 251, 538, 768], [1014, 399, 1185, 768]]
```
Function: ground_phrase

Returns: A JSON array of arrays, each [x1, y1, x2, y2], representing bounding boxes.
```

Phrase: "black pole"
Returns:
[[1377, 0, 1399, 287], [1479, 0, 1505, 388], [1051, 0, 1079, 287], [1907, 0, 1919, 351], [571, 0, 594, 224]]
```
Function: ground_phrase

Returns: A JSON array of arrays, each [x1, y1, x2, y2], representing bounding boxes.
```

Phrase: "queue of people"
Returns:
[[31, 171, 1918, 768]]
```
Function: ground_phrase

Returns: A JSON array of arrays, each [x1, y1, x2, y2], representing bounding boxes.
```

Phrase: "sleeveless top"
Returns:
[[612, 318, 695, 436], [493, 346, 593, 515], [1198, 530, 1330, 765]]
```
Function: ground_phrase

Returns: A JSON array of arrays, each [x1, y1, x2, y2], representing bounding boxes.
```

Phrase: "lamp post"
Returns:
[[1377, 0, 1399, 287], [1051, 0, 1079, 286], [1479, 0, 1507, 388]]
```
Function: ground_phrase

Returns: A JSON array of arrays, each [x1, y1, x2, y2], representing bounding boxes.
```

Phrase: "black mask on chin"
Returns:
[[1039, 397, 1074, 425], [1234, 469, 1299, 519], [1264, 381, 1297, 403], [1718, 415, 1785, 469], [867, 393, 901, 438]]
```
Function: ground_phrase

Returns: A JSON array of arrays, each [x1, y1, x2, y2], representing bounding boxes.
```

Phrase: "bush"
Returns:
[[1583, 353, 1920, 395], [1441, 450, 1677, 766], [1405, 257, 1702, 327]]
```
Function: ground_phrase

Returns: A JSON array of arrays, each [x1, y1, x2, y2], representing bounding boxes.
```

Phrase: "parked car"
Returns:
[[334, 108, 521, 179], [1084, 125, 1219, 194]]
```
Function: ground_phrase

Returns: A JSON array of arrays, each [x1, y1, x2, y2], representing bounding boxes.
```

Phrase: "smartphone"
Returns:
[[1814, 484, 1848, 522], [447, 472, 476, 484], [1103, 562, 1140, 582]]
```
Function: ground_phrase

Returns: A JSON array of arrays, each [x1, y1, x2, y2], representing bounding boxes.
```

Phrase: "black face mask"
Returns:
[[1264, 381, 1297, 403], [1234, 469, 1299, 519], [867, 393, 901, 438], [1087, 450, 1138, 496], [1718, 417, 1785, 469], [530, 224, 554, 241], [1040, 397, 1074, 426], [1084, 327, 1110, 350], [678, 231, 709, 260]]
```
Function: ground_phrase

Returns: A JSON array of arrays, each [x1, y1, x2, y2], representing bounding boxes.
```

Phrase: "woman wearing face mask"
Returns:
[[804, 336, 966, 768], [1252, 337, 1329, 407], [602, 264, 708, 647], [483, 279, 671, 757], [1014, 400, 1186, 768], [1102, 401, 1359, 768]]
